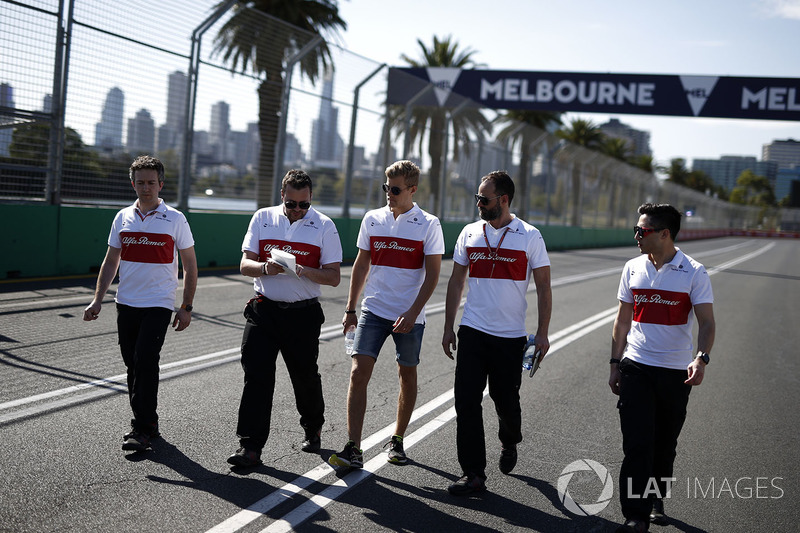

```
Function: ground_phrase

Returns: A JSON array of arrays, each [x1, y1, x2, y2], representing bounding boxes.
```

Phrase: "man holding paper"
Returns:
[[227, 169, 342, 468]]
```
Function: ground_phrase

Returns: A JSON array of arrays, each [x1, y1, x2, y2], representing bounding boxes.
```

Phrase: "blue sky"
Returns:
[[337, 0, 800, 166]]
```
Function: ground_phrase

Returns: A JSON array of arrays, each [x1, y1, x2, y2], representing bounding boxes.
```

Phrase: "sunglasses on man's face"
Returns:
[[633, 225, 663, 238], [474, 193, 503, 206], [382, 183, 410, 196], [284, 200, 311, 210]]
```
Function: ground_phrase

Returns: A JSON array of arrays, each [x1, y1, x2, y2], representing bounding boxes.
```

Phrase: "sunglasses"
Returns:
[[633, 225, 663, 238], [284, 200, 311, 210], [382, 183, 410, 195], [475, 193, 503, 206]]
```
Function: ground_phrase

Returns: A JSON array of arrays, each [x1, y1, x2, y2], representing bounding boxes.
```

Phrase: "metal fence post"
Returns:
[[271, 35, 323, 206], [178, 0, 237, 213], [344, 63, 385, 219]]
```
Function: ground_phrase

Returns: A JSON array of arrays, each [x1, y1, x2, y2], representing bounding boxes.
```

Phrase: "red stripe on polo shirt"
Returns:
[[120, 232, 174, 264], [260, 240, 321, 268], [632, 288, 693, 325], [370, 236, 424, 270], [466, 247, 528, 280]]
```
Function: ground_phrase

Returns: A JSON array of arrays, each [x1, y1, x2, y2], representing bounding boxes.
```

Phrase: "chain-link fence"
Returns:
[[1, 0, 795, 231]]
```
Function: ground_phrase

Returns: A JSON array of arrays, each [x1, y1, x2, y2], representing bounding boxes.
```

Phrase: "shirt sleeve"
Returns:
[[108, 210, 124, 248], [174, 212, 195, 250], [319, 218, 343, 265], [424, 216, 445, 255], [241, 211, 260, 254], [617, 263, 633, 303], [356, 214, 371, 251], [452, 226, 469, 266], [690, 266, 714, 305], [527, 229, 550, 269]]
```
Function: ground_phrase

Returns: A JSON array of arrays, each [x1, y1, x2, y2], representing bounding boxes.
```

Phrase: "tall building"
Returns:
[[209, 101, 230, 162], [94, 87, 125, 149], [310, 69, 344, 168], [0, 83, 15, 157], [598, 118, 651, 157], [776, 168, 800, 202], [762, 139, 800, 170], [158, 71, 188, 152], [42, 94, 53, 114], [126, 108, 155, 155], [692, 156, 777, 192]]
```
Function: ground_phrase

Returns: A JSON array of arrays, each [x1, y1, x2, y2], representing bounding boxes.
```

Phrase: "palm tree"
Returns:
[[494, 110, 561, 217], [599, 137, 631, 162], [212, 1, 346, 207], [395, 35, 491, 213]]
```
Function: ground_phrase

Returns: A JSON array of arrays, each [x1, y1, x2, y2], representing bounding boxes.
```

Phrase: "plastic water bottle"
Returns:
[[345, 325, 356, 355], [522, 334, 537, 371]]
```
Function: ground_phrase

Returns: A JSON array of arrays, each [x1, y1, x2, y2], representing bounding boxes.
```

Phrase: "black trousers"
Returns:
[[235, 297, 325, 452], [454, 326, 526, 479], [116, 304, 172, 432], [617, 358, 691, 521]]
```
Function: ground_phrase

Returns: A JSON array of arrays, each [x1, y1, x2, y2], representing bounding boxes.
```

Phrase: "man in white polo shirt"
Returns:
[[227, 169, 342, 468], [442, 170, 552, 495], [328, 160, 444, 469], [83, 155, 197, 453], [609, 203, 715, 533]]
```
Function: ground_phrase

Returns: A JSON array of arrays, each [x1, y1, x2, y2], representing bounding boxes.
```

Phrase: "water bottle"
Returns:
[[345, 325, 356, 355], [522, 334, 537, 371]]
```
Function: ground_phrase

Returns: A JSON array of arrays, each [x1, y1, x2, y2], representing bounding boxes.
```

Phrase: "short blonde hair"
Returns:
[[385, 160, 420, 187]]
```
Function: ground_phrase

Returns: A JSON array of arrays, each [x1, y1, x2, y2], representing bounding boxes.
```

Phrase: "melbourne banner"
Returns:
[[387, 67, 800, 121]]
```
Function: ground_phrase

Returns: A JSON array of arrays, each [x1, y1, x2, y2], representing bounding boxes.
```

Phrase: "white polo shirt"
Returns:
[[618, 248, 714, 370], [453, 216, 550, 338], [357, 204, 444, 324], [109, 200, 195, 310], [242, 205, 342, 303]]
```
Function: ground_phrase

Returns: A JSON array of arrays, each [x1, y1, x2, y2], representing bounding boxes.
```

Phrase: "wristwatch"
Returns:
[[695, 351, 710, 364], [181, 304, 193, 312]]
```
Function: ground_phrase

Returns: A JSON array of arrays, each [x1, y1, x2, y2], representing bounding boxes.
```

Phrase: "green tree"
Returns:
[[729, 169, 776, 206], [599, 137, 631, 162], [212, 0, 346, 208], [665, 158, 690, 186], [556, 118, 604, 149], [494, 110, 561, 217], [396, 35, 492, 212], [628, 154, 657, 173]]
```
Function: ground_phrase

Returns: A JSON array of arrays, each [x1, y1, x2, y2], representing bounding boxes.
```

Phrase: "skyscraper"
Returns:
[[94, 87, 125, 149], [598, 118, 651, 157], [210, 101, 230, 162], [310, 69, 344, 168], [126, 108, 155, 155], [0, 83, 15, 157], [158, 71, 188, 152], [762, 139, 800, 170]]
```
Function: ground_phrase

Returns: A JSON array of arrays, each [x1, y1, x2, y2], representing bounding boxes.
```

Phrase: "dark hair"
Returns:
[[129, 155, 165, 182], [281, 169, 313, 194], [638, 203, 682, 240], [385, 160, 420, 187], [481, 170, 515, 205]]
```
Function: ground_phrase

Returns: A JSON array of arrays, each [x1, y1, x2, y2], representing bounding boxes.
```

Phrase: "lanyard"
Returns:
[[483, 224, 509, 259]]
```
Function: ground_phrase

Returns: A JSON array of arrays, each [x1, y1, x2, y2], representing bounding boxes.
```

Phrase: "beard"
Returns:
[[479, 203, 502, 221]]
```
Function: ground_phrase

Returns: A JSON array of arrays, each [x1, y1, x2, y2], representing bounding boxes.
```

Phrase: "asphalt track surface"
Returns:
[[0, 237, 798, 532]]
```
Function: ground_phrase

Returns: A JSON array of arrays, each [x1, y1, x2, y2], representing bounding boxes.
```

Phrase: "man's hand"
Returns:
[[685, 359, 706, 386], [83, 302, 101, 321], [342, 312, 358, 334], [392, 311, 419, 334], [442, 330, 457, 360], [172, 308, 192, 331], [609, 365, 621, 396]]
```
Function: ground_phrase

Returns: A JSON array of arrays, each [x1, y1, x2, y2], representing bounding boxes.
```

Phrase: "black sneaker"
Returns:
[[384, 435, 407, 464], [301, 428, 321, 453], [447, 472, 487, 495], [650, 498, 668, 525], [227, 447, 262, 467], [121, 431, 151, 452], [615, 519, 649, 533], [499, 445, 517, 474], [328, 440, 363, 468]]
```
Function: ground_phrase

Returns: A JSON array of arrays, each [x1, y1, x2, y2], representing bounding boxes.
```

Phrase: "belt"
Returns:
[[255, 294, 318, 309]]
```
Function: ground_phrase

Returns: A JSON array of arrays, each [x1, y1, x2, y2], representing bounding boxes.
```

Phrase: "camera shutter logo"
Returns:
[[557, 459, 614, 516]]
